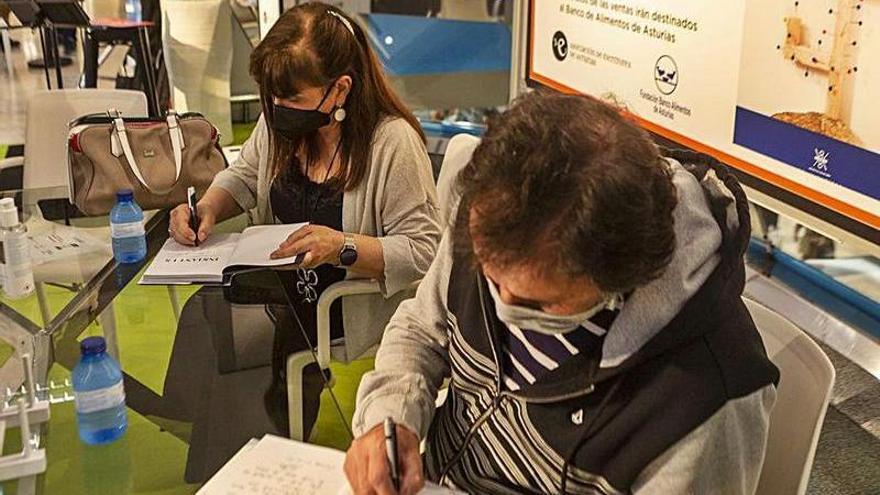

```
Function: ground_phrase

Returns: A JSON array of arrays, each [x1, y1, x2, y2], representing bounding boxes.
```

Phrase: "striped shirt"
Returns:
[[501, 307, 621, 391]]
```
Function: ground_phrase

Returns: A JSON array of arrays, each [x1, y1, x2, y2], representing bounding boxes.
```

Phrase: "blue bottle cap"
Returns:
[[80, 336, 107, 355], [116, 189, 134, 202]]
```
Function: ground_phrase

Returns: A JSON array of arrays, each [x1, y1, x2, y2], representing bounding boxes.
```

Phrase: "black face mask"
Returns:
[[271, 84, 336, 141]]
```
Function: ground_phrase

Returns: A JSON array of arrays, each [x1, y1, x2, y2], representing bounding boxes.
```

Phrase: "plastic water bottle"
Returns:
[[0, 197, 35, 299], [124, 0, 142, 22], [110, 190, 147, 264], [72, 336, 128, 445]]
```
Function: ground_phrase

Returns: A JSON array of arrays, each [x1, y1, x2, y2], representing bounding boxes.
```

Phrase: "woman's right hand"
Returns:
[[169, 202, 216, 246]]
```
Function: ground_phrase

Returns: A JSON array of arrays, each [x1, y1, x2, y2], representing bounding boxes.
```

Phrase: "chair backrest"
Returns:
[[163, 0, 234, 145], [440, 0, 491, 21], [330, 135, 481, 363], [82, 0, 125, 19], [23, 89, 148, 194], [744, 297, 835, 495], [436, 134, 480, 224]]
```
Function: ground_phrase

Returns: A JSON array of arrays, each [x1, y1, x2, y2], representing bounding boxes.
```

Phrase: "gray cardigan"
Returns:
[[211, 115, 441, 358]]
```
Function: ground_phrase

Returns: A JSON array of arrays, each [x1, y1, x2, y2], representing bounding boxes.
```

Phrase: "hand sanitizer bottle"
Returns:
[[0, 198, 34, 299]]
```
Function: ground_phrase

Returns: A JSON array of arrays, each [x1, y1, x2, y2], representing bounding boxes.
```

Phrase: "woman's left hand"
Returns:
[[270, 225, 344, 268]]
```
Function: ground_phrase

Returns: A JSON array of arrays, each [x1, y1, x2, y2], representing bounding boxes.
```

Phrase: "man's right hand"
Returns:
[[169, 202, 216, 246], [344, 423, 425, 495]]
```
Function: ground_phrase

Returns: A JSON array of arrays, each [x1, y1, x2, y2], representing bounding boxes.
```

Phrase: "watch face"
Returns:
[[340, 248, 358, 266]]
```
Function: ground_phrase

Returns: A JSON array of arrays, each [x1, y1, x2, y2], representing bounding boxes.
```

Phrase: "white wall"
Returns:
[[737, 0, 879, 152], [848, 1, 880, 151]]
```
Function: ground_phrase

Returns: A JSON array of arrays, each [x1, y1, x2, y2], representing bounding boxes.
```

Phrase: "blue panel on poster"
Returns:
[[733, 106, 880, 201], [363, 14, 511, 76]]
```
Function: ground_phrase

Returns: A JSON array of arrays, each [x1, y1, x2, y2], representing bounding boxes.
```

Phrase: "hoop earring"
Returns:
[[333, 107, 347, 122]]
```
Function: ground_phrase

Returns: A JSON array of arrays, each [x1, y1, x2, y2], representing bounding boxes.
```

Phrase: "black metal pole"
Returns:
[[50, 25, 63, 89], [37, 26, 52, 89]]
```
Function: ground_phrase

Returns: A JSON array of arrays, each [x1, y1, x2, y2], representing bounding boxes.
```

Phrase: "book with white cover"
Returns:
[[198, 435, 463, 495], [140, 223, 307, 285]]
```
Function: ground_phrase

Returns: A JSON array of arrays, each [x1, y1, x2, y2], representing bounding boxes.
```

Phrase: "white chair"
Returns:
[[17, 89, 147, 199], [282, 135, 484, 442], [162, 0, 234, 145], [229, 0, 259, 122], [286, 279, 419, 441], [285, 133, 480, 440], [421, 133, 480, 420], [0, 16, 13, 77], [80, 0, 129, 84], [0, 89, 181, 331], [744, 297, 835, 495], [436, 133, 480, 225], [440, 0, 491, 21]]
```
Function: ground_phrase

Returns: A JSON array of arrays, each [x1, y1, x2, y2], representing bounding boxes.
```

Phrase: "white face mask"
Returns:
[[485, 277, 608, 335]]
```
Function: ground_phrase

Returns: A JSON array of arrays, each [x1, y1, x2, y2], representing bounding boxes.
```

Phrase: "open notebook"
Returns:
[[198, 435, 463, 495], [140, 224, 308, 285]]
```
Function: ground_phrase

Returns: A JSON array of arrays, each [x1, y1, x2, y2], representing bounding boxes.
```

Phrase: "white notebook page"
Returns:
[[198, 435, 346, 495], [198, 435, 464, 495], [144, 233, 240, 280], [227, 223, 309, 267]]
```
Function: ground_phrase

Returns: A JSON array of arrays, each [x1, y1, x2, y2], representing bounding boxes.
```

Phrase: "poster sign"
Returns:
[[528, 0, 880, 236]]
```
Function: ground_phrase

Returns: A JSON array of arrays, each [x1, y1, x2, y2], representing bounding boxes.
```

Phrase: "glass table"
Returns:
[[0, 188, 357, 494]]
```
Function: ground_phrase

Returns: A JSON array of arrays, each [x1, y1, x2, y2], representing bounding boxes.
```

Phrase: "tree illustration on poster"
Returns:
[[527, 0, 879, 240], [775, 0, 863, 145], [733, 0, 877, 208]]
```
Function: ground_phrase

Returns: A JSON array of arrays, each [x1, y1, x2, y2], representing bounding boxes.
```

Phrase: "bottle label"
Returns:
[[1, 234, 34, 298], [111, 221, 145, 238], [2, 235, 30, 268], [74, 380, 126, 413]]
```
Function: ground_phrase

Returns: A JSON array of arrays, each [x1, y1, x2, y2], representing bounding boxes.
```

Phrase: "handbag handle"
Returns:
[[109, 109, 185, 195]]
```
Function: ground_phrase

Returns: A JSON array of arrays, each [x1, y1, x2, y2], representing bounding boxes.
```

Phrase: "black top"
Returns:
[[270, 164, 346, 341]]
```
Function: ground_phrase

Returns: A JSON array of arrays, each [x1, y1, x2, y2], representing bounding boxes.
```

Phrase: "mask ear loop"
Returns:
[[319, 78, 348, 123], [313, 81, 336, 112], [316, 77, 350, 122]]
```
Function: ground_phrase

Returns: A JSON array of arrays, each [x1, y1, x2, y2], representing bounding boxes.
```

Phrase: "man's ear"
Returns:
[[335, 75, 353, 106]]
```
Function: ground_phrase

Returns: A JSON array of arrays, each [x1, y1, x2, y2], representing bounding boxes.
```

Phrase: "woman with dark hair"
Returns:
[[167, 2, 440, 443]]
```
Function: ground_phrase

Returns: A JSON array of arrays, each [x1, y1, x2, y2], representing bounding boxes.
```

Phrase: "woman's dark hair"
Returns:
[[250, 2, 424, 189], [457, 90, 678, 293]]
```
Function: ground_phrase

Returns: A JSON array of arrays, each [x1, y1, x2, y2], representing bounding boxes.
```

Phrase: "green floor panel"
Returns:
[[0, 341, 14, 369], [106, 283, 200, 395], [0, 269, 371, 492], [1, 366, 199, 495], [1, 283, 78, 328], [312, 358, 375, 451], [231, 123, 257, 146]]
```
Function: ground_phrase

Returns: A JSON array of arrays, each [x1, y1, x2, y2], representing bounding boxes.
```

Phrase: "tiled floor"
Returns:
[[809, 342, 880, 494], [0, 33, 101, 145], [744, 271, 880, 493], [808, 406, 880, 494]]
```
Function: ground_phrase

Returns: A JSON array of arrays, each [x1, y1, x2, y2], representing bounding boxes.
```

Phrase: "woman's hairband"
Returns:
[[327, 10, 355, 35]]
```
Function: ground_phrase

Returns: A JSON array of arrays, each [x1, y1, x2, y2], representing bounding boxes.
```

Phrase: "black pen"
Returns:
[[384, 417, 400, 491], [187, 186, 200, 247]]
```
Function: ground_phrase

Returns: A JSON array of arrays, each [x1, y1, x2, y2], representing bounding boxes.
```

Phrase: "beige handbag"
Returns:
[[67, 109, 227, 216]]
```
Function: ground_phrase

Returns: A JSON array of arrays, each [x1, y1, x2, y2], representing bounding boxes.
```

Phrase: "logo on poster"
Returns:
[[552, 31, 568, 61], [810, 148, 832, 178], [654, 55, 678, 95]]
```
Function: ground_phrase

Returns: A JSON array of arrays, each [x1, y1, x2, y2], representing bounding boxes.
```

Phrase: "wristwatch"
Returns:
[[339, 232, 358, 267]]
